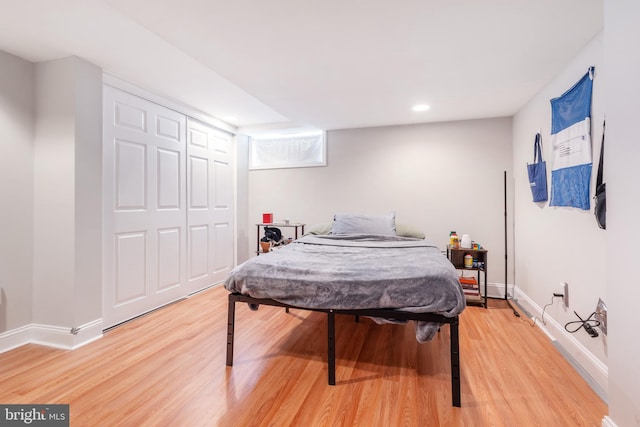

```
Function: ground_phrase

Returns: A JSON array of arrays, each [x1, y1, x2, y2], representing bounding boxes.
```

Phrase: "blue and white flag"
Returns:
[[549, 67, 594, 210]]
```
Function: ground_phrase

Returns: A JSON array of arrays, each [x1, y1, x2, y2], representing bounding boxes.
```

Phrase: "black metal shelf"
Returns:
[[446, 245, 488, 308], [256, 223, 305, 255]]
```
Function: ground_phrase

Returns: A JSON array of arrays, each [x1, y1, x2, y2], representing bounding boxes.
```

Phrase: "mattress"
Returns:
[[224, 234, 466, 342]]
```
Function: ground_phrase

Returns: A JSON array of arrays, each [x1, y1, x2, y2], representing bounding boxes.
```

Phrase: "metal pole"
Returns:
[[505, 171, 520, 317], [504, 171, 508, 300], [327, 311, 336, 385]]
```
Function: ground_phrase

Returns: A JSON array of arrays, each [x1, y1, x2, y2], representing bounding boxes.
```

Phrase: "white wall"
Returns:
[[0, 51, 35, 333], [32, 56, 103, 347], [247, 117, 514, 287], [235, 134, 250, 265], [0, 54, 104, 351], [512, 33, 608, 392], [604, 1, 640, 425], [71, 59, 103, 328], [33, 59, 77, 328]]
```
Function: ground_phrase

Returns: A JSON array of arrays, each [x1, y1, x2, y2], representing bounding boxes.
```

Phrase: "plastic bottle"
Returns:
[[449, 231, 458, 248], [464, 254, 473, 268]]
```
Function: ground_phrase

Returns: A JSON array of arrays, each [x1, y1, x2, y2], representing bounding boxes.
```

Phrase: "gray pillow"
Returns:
[[331, 212, 396, 236]]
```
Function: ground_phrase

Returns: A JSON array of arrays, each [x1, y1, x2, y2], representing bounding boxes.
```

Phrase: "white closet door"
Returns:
[[186, 119, 234, 294], [103, 86, 187, 329]]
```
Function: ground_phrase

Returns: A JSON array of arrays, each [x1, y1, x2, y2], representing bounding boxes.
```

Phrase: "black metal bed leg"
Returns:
[[450, 318, 461, 407], [226, 295, 236, 366], [328, 310, 336, 385]]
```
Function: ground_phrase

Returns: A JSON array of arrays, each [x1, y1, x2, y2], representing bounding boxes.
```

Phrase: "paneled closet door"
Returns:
[[186, 119, 234, 294], [103, 86, 188, 329]]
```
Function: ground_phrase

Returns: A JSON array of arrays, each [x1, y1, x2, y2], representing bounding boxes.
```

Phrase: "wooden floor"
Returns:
[[0, 286, 606, 426]]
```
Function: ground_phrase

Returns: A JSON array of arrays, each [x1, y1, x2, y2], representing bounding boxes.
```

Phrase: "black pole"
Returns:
[[504, 171, 520, 317], [504, 171, 507, 300]]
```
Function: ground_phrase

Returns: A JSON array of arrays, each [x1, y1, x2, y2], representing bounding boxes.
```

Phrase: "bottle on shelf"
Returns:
[[449, 231, 460, 249], [464, 254, 473, 268]]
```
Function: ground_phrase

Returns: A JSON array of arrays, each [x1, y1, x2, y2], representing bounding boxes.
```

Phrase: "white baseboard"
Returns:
[[602, 416, 618, 427], [513, 287, 608, 400], [486, 281, 513, 299], [0, 319, 103, 354], [0, 324, 32, 354]]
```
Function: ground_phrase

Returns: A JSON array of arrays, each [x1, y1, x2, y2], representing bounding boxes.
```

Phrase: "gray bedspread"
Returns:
[[224, 234, 465, 342]]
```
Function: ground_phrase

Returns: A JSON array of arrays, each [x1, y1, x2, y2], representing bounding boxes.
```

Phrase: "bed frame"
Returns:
[[225, 292, 461, 407]]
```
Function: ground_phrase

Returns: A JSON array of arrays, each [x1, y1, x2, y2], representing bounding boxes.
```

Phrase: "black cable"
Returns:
[[506, 298, 521, 318], [565, 311, 600, 337]]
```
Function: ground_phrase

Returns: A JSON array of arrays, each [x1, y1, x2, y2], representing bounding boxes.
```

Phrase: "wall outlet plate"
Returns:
[[561, 282, 569, 308], [595, 298, 607, 335]]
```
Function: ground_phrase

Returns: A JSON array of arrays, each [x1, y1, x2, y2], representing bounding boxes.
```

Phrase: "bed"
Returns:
[[224, 214, 466, 406]]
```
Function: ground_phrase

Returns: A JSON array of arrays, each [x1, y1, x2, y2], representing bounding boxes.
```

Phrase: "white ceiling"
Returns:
[[0, 0, 603, 132]]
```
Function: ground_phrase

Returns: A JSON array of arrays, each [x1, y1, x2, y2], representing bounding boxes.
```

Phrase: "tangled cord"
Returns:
[[565, 311, 600, 337], [520, 299, 602, 338], [526, 295, 559, 327]]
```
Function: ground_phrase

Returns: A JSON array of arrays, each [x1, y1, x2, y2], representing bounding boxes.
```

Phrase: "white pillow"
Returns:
[[304, 223, 332, 235], [395, 223, 425, 239], [331, 212, 397, 236]]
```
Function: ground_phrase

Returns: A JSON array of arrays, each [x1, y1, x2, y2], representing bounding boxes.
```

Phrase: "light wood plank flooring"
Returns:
[[0, 285, 606, 426]]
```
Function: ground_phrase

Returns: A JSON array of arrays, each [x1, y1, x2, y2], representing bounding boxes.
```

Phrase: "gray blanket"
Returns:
[[224, 234, 465, 342]]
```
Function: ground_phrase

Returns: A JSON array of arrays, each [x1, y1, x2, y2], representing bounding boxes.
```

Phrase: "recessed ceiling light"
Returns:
[[412, 104, 430, 112]]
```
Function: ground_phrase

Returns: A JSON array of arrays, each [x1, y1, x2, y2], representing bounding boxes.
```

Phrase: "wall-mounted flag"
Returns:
[[549, 66, 595, 210]]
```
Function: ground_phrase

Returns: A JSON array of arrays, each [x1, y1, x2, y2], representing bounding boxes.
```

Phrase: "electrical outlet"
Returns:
[[561, 282, 569, 308], [595, 298, 607, 335]]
